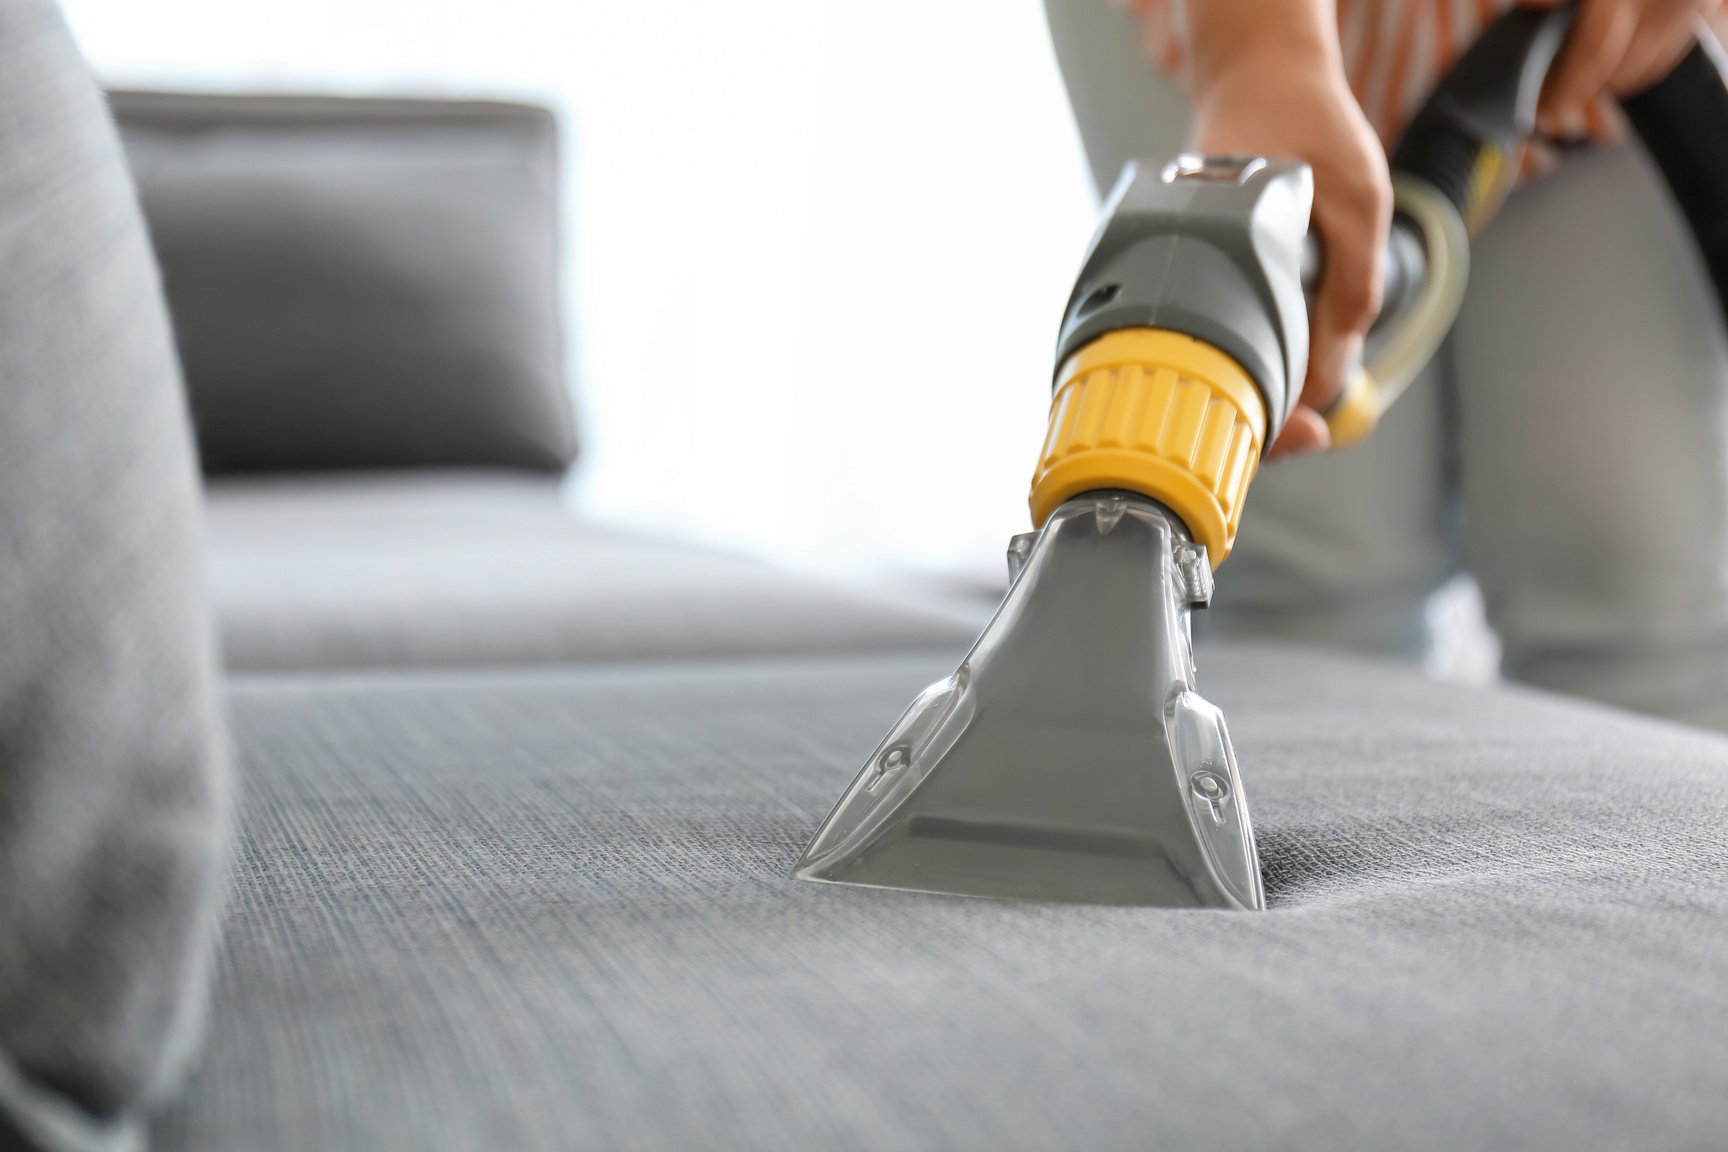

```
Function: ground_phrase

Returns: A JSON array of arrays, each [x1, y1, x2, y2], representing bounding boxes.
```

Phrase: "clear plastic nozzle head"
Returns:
[[793, 493, 1264, 909]]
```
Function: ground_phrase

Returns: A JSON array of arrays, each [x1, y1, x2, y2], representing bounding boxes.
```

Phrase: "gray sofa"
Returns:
[[119, 91, 1728, 1152], [2, 21, 1724, 1149]]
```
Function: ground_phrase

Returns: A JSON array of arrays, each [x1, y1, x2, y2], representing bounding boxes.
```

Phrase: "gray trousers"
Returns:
[[1044, 0, 1728, 730]]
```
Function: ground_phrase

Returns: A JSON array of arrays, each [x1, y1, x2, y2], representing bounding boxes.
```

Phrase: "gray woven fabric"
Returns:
[[205, 473, 983, 671], [0, 5, 230, 1150], [112, 91, 574, 475], [156, 647, 1728, 1151]]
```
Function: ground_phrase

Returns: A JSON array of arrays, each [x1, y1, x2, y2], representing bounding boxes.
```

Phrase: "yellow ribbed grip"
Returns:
[[1030, 329, 1267, 565]]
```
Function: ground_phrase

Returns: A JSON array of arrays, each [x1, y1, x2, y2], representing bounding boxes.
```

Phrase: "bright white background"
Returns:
[[62, 0, 1098, 586]]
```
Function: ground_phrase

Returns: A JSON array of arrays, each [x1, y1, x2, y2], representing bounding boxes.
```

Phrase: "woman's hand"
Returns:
[[1186, 2, 1391, 458], [1527, 0, 1719, 130]]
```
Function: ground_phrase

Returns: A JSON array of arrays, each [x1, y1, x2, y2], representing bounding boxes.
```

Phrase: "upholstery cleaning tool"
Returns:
[[794, 10, 1728, 907]]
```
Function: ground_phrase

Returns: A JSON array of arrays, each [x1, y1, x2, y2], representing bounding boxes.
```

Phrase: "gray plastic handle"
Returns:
[[1055, 156, 1314, 449]]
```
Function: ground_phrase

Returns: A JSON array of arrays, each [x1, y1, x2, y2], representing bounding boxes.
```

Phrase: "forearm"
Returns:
[[1175, 0, 1389, 452], [1184, 0, 1345, 91]]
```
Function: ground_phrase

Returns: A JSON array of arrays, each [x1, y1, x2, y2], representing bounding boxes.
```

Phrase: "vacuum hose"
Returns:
[[1321, 176, 1471, 447]]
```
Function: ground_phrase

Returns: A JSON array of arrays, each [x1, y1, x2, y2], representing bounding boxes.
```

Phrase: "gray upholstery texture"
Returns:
[[111, 91, 574, 475], [205, 473, 983, 671], [155, 647, 1727, 1151], [0, 5, 230, 1150]]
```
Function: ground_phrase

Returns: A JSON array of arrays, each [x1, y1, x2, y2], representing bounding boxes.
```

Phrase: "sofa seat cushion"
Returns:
[[153, 646, 1728, 1151], [205, 473, 982, 671]]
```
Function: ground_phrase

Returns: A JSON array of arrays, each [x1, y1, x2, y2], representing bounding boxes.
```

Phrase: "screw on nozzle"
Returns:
[[1007, 532, 1036, 583], [1174, 542, 1214, 607]]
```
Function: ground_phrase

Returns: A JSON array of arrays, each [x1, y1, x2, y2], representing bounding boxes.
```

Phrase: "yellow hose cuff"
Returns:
[[1030, 329, 1266, 565], [1323, 369, 1381, 450]]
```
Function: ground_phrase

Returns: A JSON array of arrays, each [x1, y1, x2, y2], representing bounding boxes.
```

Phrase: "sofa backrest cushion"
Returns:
[[110, 92, 576, 474]]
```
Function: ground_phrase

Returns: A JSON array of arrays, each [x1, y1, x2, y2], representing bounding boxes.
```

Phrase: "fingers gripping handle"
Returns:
[[1035, 155, 1458, 557]]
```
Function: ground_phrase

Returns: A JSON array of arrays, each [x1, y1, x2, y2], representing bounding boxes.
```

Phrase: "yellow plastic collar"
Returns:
[[1029, 329, 1266, 565]]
